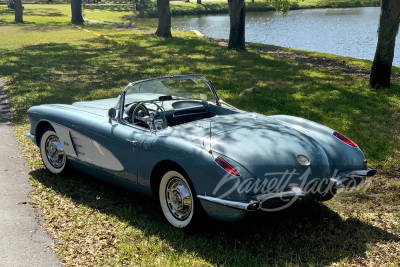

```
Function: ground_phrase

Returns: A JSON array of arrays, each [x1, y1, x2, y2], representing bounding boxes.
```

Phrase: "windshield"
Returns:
[[124, 76, 217, 103]]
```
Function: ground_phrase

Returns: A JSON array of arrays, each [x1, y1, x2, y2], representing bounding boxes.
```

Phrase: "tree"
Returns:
[[370, 0, 400, 89], [228, 0, 290, 51], [227, 0, 246, 50], [155, 0, 172, 37], [14, 0, 23, 23], [197, 0, 202, 4], [71, 0, 84, 25], [132, 0, 137, 11]]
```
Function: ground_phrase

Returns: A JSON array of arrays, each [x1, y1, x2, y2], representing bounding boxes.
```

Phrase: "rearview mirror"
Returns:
[[108, 108, 117, 123]]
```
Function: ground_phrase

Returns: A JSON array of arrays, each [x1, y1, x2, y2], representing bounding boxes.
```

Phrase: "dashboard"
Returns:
[[124, 99, 212, 130]]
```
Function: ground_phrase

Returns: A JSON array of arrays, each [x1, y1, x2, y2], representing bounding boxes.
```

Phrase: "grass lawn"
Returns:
[[1, 5, 399, 266]]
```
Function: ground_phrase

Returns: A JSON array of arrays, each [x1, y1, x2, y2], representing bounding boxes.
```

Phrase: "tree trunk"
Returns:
[[197, 0, 201, 4], [71, 0, 84, 25], [228, 0, 246, 51], [137, 0, 146, 10], [370, 0, 400, 89], [155, 0, 172, 37], [132, 0, 137, 11], [14, 0, 23, 23]]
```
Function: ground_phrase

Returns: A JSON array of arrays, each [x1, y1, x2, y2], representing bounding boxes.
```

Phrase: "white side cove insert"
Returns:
[[50, 123, 124, 171]]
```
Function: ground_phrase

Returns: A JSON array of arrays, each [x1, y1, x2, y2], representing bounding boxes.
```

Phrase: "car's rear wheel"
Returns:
[[316, 187, 337, 202], [39, 126, 70, 174], [159, 169, 198, 228]]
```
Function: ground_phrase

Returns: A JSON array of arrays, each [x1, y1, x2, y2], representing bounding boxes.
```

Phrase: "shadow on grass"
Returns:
[[11, 23, 79, 31], [2, 28, 400, 163], [2, 21, 399, 264], [24, 9, 65, 17], [30, 168, 399, 266]]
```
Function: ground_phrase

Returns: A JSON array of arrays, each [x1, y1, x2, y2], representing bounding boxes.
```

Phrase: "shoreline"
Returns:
[[133, 0, 380, 18], [7, 1, 380, 18]]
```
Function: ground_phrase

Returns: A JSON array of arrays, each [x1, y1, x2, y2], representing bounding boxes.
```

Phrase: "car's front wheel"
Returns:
[[159, 169, 198, 228], [39, 126, 70, 174]]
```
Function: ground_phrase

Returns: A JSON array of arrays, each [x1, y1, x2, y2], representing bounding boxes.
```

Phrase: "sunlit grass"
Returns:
[[83, 8, 132, 23], [0, 4, 71, 24], [1, 6, 399, 266]]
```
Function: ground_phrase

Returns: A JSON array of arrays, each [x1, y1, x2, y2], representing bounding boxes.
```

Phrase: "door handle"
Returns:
[[126, 139, 138, 145]]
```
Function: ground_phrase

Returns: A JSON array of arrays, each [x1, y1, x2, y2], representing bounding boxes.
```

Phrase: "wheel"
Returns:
[[159, 169, 198, 228], [39, 126, 70, 174], [316, 187, 337, 202]]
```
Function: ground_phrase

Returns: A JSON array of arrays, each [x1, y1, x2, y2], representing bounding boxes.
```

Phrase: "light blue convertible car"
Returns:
[[26, 75, 376, 228]]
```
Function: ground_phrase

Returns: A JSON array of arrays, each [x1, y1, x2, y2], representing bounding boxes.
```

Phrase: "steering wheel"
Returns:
[[131, 102, 150, 124], [131, 102, 167, 130]]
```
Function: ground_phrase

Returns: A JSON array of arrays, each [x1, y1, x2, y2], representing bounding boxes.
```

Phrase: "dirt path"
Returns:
[[0, 77, 61, 266]]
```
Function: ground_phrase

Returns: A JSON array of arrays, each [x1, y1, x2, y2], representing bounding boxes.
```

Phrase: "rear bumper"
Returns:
[[198, 189, 306, 212], [332, 167, 377, 188], [198, 167, 377, 213]]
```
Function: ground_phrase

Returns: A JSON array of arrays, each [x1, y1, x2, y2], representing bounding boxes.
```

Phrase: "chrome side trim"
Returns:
[[197, 195, 252, 211], [25, 132, 36, 141], [50, 121, 124, 172]]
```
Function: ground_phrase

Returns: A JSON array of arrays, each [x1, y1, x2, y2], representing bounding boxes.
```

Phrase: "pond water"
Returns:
[[135, 7, 400, 66]]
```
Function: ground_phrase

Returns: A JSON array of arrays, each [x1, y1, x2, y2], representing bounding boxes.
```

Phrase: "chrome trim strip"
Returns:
[[197, 195, 252, 210], [25, 132, 36, 141], [119, 75, 222, 123], [198, 189, 306, 211]]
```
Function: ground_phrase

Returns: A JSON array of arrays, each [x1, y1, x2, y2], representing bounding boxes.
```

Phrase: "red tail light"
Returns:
[[333, 131, 358, 148], [214, 157, 240, 176]]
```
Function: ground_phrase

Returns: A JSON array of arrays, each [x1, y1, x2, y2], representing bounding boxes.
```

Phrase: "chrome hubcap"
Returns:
[[166, 177, 192, 220], [45, 135, 65, 168]]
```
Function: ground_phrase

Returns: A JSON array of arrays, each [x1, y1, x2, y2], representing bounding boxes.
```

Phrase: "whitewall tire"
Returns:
[[40, 128, 69, 174], [159, 170, 196, 228]]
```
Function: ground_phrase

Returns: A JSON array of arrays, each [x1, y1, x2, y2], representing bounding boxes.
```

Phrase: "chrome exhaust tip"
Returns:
[[347, 167, 377, 178], [247, 202, 260, 211]]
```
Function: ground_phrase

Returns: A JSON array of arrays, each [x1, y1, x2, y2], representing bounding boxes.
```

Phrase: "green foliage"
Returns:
[[1, 5, 399, 266], [266, 0, 291, 13], [1, 6, 400, 170]]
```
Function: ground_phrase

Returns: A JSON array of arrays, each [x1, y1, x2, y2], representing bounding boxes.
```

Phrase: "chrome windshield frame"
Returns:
[[118, 74, 220, 122]]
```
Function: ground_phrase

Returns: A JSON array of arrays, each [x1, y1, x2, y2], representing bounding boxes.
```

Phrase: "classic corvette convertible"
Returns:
[[26, 74, 376, 228]]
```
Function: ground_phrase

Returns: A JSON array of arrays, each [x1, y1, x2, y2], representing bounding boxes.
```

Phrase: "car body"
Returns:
[[26, 74, 376, 228]]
